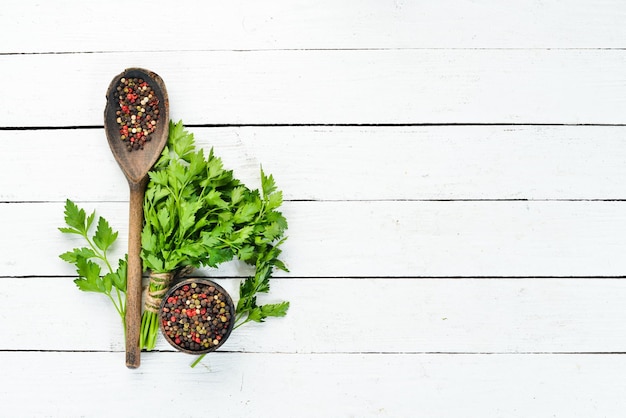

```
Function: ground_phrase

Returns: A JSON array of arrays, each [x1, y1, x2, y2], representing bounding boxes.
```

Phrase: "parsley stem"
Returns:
[[233, 317, 249, 330], [140, 312, 148, 348], [234, 311, 245, 324], [149, 312, 159, 348], [190, 353, 205, 368], [115, 286, 125, 317], [140, 311, 161, 351], [106, 293, 124, 320], [82, 232, 114, 273]]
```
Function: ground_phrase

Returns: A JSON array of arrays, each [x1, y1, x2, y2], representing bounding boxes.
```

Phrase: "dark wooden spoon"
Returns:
[[104, 68, 169, 368]]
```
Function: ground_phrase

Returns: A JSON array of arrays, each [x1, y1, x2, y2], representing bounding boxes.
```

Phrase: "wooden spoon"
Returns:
[[104, 68, 169, 368]]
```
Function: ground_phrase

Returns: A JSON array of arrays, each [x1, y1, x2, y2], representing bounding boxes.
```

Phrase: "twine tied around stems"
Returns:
[[144, 272, 173, 313], [143, 266, 196, 314]]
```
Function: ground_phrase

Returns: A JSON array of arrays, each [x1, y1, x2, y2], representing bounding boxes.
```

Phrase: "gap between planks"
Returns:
[[2, 349, 626, 355], [4, 275, 626, 279], [4, 122, 626, 130]]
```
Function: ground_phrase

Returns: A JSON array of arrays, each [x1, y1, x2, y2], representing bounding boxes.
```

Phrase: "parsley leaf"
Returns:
[[74, 257, 104, 293], [59, 200, 126, 333], [261, 167, 277, 197], [109, 256, 128, 292], [59, 198, 95, 236], [59, 247, 97, 264], [93, 216, 118, 252], [233, 201, 260, 224], [247, 302, 290, 323]]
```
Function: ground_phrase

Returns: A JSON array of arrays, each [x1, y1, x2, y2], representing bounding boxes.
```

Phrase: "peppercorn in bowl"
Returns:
[[159, 278, 235, 354]]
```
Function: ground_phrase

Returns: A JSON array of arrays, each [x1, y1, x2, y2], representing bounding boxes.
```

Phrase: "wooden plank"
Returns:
[[3, 125, 626, 202], [1, 50, 625, 126], [2, 1, 626, 52], [1, 351, 625, 417], [3, 201, 626, 278], [3, 277, 626, 353]]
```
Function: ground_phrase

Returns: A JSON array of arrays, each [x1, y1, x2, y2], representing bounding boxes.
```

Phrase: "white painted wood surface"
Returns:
[[2, 0, 626, 51], [1, 1, 625, 417], [2, 50, 626, 126], [4, 126, 626, 201]]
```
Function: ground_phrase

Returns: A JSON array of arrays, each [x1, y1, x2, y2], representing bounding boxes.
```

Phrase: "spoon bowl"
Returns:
[[104, 68, 169, 183], [104, 68, 169, 368]]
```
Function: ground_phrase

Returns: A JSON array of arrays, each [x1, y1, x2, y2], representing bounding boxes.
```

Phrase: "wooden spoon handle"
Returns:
[[125, 179, 147, 368]]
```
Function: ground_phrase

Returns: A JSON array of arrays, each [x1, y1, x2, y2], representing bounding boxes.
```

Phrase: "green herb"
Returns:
[[190, 170, 290, 368], [141, 121, 242, 273], [233, 168, 290, 328], [59, 199, 128, 335], [140, 121, 290, 364]]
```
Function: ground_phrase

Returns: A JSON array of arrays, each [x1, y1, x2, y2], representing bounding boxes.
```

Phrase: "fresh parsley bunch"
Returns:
[[140, 121, 289, 355], [59, 199, 128, 335]]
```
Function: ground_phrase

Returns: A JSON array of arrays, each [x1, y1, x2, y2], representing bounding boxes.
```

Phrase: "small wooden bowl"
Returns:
[[159, 278, 235, 355]]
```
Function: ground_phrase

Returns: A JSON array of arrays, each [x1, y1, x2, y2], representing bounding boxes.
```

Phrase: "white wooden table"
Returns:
[[2, 1, 626, 416]]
